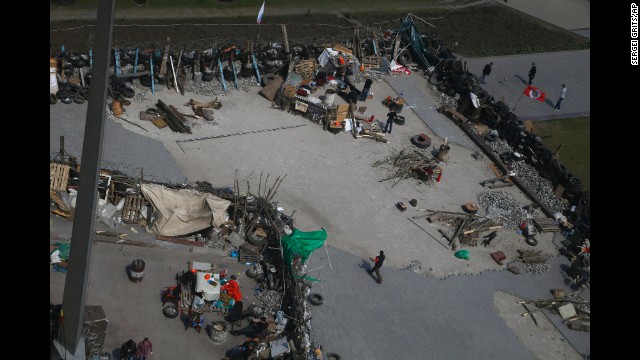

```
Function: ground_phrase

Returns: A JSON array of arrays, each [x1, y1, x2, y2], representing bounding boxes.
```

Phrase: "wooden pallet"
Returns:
[[532, 217, 561, 233], [238, 242, 265, 263], [122, 195, 144, 223], [361, 55, 380, 69], [294, 60, 317, 79], [259, 75, 284, 102], [50, 162, 71, 191]]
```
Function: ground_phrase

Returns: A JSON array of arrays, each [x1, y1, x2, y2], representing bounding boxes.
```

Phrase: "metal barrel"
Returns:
[[129, 259, 145, 282]]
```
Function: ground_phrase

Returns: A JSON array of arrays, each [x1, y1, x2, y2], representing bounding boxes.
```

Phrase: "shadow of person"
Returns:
[[514, 74, 528, 85], [359, 259, 379, 281], [545, 98, 555, 107]]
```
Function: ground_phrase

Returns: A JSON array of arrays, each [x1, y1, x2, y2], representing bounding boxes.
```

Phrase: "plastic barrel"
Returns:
[[324, 89, 336, 106], [129, 259, 145, 283]]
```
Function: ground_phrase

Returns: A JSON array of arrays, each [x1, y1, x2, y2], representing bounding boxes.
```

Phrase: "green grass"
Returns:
[[51, 2, 589, 57], [529, 117, 590, 191]]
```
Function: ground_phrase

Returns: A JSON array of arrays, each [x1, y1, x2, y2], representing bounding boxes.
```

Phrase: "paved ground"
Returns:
[[386, 74, 478, 149], [492, 0, 591, 38], [465, 50, 590, 121], [50, 70, 589, 359]]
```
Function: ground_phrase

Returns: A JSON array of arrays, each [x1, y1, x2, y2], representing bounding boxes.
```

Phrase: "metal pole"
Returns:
[[512, 92, 525, 112], [59, 0, 115, 355]]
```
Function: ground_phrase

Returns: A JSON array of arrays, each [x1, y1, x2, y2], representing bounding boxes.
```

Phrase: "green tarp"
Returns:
[[281, 228, 327, 270], [400, 17, 440, 69]]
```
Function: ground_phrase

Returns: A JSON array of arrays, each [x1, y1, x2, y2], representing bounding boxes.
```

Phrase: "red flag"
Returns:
[[523, 85, 546, 102]]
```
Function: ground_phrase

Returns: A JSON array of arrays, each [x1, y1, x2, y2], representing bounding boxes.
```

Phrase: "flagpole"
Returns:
[[511, 92, 525, 112]]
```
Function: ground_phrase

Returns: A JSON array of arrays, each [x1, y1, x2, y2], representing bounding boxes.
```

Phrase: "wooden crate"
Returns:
[[238, 242, 266, 263], [50, 162, 71, 191], [122, 195, 144, 223]]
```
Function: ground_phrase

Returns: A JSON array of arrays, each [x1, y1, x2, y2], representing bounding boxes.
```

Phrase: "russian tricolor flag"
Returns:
[[257, 1, 265, 24]]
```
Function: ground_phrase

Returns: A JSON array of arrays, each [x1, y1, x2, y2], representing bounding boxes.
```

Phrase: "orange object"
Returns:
[[204, 274, 210, 280], [436, 171, 443, 182], [359, 64, 365, 71], [338, 57, 346, 65], [191, 268, 197, 273]]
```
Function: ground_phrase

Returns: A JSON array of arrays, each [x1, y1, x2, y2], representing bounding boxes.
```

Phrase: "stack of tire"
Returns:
[[53, 83, 90, 105], [109, 76, 136, 99]]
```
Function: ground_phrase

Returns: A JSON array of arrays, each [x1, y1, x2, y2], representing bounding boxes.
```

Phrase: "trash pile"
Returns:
[[478, 191, 538, 229], [519, 289, 590, 332], [373, 148, 442, 187]]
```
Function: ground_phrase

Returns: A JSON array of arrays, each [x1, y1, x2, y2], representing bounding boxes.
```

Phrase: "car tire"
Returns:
[[308, 293, 324, 306], [61, 95, 73, 104], [485, 132, 498, 142], [262, 73, 276, 87], [525, 237, 538, 246], [50, 94, 58, 104], [411, 134, 431, 149], [73, 95, 85, 104], [163, 304, 179, 318], [398, 50, 413, 66], [394, 115, 405, 125], [246, 267, 262, 280], [326, 354, 341, 360]]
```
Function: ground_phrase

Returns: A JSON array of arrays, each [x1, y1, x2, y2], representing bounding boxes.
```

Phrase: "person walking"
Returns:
[[527, 62, 536, 85], [368, 250, 386, 284], [136, 337, 153, 360], [480, 62, 492, 84], [359, 77, 373, 101], [384, 108, 396, 134], [554, 84, 567, 111], [120, 339, 137, 360]]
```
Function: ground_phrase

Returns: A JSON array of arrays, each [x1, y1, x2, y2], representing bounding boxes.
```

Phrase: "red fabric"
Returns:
[[436, 171, 442, 182], [523, 85, 546, 102], [221, 280, 242, 301]]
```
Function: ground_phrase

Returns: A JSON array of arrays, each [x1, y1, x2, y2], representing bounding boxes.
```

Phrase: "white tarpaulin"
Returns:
[[141, 183, 231, 237]]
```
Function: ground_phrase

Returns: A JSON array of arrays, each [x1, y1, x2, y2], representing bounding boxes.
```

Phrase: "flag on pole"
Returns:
[[523, 85, 546, 102], [257, 1, 266, 24]]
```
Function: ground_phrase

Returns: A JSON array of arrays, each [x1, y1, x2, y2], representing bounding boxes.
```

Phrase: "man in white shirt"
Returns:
[[554, 84, 567, 111]]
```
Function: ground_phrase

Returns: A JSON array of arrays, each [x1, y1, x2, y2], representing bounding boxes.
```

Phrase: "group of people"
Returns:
[[120, 337, 152, 360], [480, 61, 567, 110]]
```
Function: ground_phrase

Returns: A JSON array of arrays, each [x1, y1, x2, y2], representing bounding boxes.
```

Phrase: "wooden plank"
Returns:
[[50, 162, 71, 191], [122, 195, 144, 223], [259, 75, 284, 101], [156, 235, 205, 247], [332, 44, 353, 55], [151, 117, 168, 129]]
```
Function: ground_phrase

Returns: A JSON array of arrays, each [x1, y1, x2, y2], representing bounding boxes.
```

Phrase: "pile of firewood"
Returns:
[[373, 149, 439, 187]]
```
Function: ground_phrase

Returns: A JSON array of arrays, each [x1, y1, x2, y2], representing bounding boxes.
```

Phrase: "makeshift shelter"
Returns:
[[281, 228, 327, 270], [140, 183, 231, 237]]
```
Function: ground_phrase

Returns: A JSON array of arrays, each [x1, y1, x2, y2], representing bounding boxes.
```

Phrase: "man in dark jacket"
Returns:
[[120, 339, 136, 360], [480, 62, 493, 84], [359, 77, 373, 101], [368, 250, 386, 284], [384, 108, 396, 134], [528, 62, 536, 85]]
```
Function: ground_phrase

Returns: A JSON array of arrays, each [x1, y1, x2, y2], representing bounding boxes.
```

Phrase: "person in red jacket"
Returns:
[[368, 250, 385, 284], [221, 275, 242, 301]]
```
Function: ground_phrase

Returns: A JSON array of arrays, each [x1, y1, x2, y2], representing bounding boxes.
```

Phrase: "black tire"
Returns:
[[398, 50, 413, 66], [81, 86, 91, 99], [73, 95, 85, 104], [146, 108, 158, 114], [525, 237, 538, 246], [394, 115, 405, 125], [246, 267, 261, 280], [61, 95, 73, 104], [50, 94, 57, 104], [56, 90, 69, 99], [246, 229, 268, 247], [411, 135, 431, 149], [326, 354, 341, 360], [485, 132, 498, 142], [114, 82, 128, 93], [155, 74, 167, 85], [67, 86, 81, 97], [308, 293, 324, 306], [201, 71, 214, 82], [121, 87, 135, 98], [262, 73, 276, 87], [474, 89, 489, 104], [429, 73, 444, 86], [139, 75, 152, 87], [163, 304, 179, 318]]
